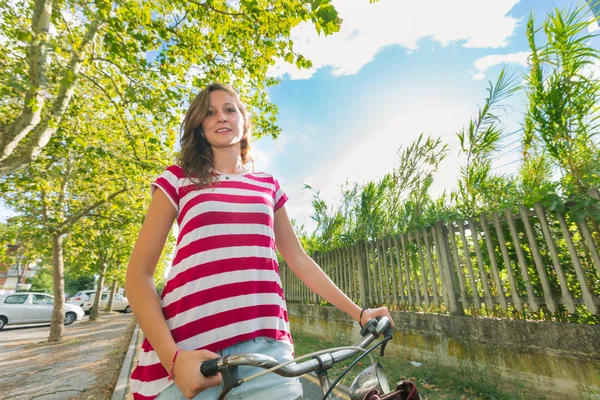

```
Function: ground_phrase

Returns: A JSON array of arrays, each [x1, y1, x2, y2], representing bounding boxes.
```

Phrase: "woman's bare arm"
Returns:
[[126, 190, 221, 398]]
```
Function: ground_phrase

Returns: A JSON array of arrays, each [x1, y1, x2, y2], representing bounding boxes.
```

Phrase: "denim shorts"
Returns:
[[155, 336, 303, 400]]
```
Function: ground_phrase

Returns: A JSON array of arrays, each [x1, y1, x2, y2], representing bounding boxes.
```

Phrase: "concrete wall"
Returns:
[[288, 304, 600, 396]]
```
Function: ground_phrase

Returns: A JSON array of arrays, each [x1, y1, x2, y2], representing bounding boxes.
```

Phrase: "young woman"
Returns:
[[126, 83, 395, 400]]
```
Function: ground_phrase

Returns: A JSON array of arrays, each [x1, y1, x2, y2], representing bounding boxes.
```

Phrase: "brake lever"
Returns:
[[360, 317, 394, 357], [379, 318, 394, 357]]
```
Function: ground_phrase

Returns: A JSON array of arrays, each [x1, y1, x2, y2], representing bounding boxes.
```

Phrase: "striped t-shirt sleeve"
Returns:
[[273, 176, 288, 211], [150, 165, 182, 213]]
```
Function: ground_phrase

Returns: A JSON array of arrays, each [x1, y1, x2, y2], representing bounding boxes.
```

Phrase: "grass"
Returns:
[[291, 328, 539, 400]]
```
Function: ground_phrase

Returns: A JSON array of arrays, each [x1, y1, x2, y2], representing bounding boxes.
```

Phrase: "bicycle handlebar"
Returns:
[[200, 358, 220, 377], [200, 316, 392, 379]]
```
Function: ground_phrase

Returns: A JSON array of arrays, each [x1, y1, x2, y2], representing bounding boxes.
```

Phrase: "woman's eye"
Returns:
[[226, 108, 235, 113], [207, 110, 215, 115]]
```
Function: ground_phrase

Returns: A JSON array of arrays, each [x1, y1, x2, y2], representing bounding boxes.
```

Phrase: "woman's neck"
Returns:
[[212, 146, 244, 174]]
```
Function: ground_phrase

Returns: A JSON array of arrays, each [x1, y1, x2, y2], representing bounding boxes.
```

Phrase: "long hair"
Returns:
[[178, 83, 253, 187]]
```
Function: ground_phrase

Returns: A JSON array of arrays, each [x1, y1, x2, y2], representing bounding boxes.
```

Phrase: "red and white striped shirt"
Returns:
[[130, 165, 292, 399]]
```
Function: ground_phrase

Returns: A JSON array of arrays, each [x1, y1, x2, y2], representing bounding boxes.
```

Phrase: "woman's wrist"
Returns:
[[359, 307, 369, 327], [168, 347, 184, 381], [157, 343, 181, 371]]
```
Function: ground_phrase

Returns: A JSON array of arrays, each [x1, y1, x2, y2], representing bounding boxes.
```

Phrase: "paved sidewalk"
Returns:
[[0, 313, 135, 400]]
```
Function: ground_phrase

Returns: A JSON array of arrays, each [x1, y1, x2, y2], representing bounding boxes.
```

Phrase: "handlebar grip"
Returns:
[[200, 358, 220, 377]]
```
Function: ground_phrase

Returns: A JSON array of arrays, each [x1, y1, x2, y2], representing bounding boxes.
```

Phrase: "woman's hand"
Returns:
[[173, 349, 222, 399], [360, 307, 396, 329]]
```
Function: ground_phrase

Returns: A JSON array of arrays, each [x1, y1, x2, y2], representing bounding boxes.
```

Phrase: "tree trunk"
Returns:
[[89, 261, 107, 322], [17, 262, 30, 286], [588, 189, 600, 243], [0, 0, 52, 162], [106, 280, 117, 312], [48, 233, 65, 342]]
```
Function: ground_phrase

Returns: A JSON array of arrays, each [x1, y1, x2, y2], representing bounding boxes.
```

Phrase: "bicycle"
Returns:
[[200, 316, 420, 400]]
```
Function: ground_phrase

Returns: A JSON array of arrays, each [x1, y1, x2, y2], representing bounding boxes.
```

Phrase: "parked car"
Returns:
[[0, 292, 85, 330], [67, 290, 97, 307], [82, 292, 131, 315]]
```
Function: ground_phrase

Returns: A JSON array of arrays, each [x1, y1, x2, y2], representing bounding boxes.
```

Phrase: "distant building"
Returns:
[[0, 265, 36, 292], [0, 245, 38, 293]]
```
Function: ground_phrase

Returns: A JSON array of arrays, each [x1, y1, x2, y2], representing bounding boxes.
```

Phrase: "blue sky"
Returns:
[[251, 0, 600, 232], [1, 0, 599, 233]]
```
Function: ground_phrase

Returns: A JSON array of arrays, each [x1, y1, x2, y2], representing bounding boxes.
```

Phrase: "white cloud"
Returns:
[[582, 58, 600, 80], [268, 0, 520, 80], [252, 126, 315, 173], [589, 17, 599, 33], [252, 134, 284, 172], [471, 51, 530, 80], [315, 99, 475, 209]]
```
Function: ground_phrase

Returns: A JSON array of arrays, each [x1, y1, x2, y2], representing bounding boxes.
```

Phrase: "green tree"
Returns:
[[30, 265, 53, 293], [85, 201, 150, 321], [64, 274, 95, 296], [453, 69, 520, 216], [301, 133, 449, 249], [391, 134, 449, 233], [0, 106, 157, 340], [0, 0, 341, 175], [523, 5, 600, 208]]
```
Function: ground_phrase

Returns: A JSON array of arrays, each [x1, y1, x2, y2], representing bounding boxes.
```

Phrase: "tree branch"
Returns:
[[171, 10, 189, 30], [58, 186, 128, 234], [92, 64, 124, 99], [79, 72, 143, 162], [56, 4, 75, 43], [91, 57, 150, 84], [40, 188, 49, 226], [57, 158, 73, 205], [188, 1, 273, 19]]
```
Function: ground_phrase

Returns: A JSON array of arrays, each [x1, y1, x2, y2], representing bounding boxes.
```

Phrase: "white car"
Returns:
[[82, 292, 131, 314], [67, 290, 97, 307], [0, 292, 85, 330]]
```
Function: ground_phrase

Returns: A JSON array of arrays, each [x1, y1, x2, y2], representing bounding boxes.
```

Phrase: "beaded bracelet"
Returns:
[[359, 308, 368, 328], [168, 347, 183, 381]]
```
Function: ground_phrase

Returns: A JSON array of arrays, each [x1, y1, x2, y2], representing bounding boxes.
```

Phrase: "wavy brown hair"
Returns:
[[178, 83, 253, 188]]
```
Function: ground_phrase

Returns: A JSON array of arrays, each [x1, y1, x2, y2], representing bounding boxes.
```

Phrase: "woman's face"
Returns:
[[201, 90, 245, 149]]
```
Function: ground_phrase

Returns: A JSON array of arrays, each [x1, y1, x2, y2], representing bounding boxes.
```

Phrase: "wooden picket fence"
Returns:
[[280, 202, 600, 317]]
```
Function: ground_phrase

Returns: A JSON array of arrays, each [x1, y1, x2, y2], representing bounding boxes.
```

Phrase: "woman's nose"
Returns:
[[217, 112, 228, 122]]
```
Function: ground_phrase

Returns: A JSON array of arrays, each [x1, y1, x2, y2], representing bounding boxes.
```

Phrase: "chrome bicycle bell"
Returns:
[[348, 362, 390, 400]]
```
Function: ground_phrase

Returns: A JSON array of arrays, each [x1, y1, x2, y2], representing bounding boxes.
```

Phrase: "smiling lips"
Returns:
[[216, 128, 231, 133]]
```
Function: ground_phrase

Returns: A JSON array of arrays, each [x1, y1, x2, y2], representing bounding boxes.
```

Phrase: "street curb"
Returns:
[[112, 323, 141, 400]]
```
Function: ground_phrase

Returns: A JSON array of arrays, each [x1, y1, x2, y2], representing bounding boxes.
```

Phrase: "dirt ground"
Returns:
[[0, 313, 135, 400]]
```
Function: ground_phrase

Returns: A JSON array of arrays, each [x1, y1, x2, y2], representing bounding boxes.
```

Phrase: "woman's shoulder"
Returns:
[[161, 164, 186, 178], [245, 171, 280, 183]]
